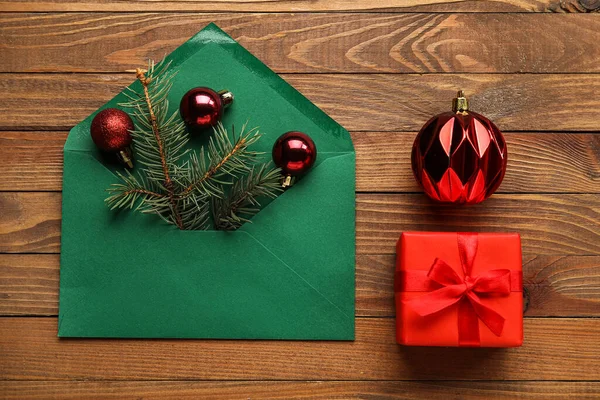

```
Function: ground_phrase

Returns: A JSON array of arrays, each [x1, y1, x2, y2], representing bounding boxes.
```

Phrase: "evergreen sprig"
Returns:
[[212, 164, 283, 231], [105, 59, 282, 230], [181, 123, 263, 199]]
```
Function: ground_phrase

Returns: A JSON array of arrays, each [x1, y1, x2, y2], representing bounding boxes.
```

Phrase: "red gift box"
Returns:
[[395, 232, 523, 347]]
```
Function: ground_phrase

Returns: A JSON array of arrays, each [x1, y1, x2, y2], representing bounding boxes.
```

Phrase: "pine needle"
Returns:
[[180, 122, 262, 198], [212, 163, 283, 231]]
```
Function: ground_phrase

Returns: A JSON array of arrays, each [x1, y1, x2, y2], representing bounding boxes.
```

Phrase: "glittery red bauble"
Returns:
[[272, 131, 317, 176], [411, 110, 507, 204], [179, 87, 224, 130], [90, 108, 134, 152]]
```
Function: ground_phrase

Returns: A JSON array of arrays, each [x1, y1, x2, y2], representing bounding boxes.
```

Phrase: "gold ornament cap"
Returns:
[[452, 90, 469, 113], [116, 146, 134, 169], [218, 90, 234, 108], [281, 175, 295, 189]]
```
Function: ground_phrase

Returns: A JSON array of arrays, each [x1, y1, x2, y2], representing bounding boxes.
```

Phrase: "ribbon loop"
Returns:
[[472, 269, 512, 295], [427, 258, 463, 286]]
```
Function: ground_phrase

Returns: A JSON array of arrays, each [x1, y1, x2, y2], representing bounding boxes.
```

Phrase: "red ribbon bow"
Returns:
[[401, 233, 521, 346]]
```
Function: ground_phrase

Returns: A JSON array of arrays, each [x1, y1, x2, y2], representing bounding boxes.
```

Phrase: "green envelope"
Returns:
[[58, 24, 355, 339]]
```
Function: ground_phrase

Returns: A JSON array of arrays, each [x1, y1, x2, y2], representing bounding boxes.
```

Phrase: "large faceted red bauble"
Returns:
[[179, 87, 223, 130], [411, 111, 507, 204]]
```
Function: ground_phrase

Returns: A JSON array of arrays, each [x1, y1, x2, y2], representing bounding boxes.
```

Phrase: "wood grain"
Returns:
[[2, 192, 599, 255], [2, 73, 600, 132], [2, 13, 600, 74], [2, 253, 598, 317], [356, 193, 600, 255], [0, 131, 65, 191], [357, 254, 600, 317], [2, 0, 599, 13], [355, 132, 600, 193], [0, 254, 59, 316], [1, 4, 599, 396], [1, 317, 599, 381], [2, 131, 598, 193], [2, 381, 600, 400], [0, 192, 61, 254]]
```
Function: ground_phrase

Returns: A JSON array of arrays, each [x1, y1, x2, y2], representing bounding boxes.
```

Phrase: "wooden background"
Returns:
[[1, 0, 600, 399]]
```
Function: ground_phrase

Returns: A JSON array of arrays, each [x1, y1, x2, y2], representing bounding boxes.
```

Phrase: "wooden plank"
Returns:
[[0, 192, 61, 254], [2, 193, 600, 255], [1, 380, 600, 399], [2, 131, 598, 193], [0, 254, 59, 316], [2, 253, 599, 317], [357, 254, 600, 317], [356, 193, 600, 255], [2, 73, 600, 132], [0, 131, 65, 192], [1, 0, 597, 13], [354, 132, 600, 193], [2, 13, 600, 74], [1, 317, 598, 380]]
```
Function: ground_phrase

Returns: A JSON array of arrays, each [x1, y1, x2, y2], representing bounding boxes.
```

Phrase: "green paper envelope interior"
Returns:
[[59, 24, 355, 339]]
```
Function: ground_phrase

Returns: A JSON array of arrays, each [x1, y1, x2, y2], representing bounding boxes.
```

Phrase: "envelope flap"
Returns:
[[64, 23, 223, 153], [65, 23, 354, 155]]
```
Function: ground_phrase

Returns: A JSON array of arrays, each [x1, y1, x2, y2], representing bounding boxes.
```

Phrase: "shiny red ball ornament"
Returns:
[[411, 91, 507, 204], [90, 108, 134, 168], [179, 87, 233, 131], [272, 131, 317, 188]]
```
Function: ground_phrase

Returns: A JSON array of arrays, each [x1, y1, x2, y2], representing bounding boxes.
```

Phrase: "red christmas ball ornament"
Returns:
[[272, 131, 317, 188], [411, 91, 507, 204], [179, 87, 234, 131], [90, 108, 134, 168]]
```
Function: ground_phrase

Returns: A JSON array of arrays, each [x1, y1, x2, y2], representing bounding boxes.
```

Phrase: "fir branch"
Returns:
[[178, 194, 211, 230], [212, 163, 283, 231], [107, 59, 281, 231], [120, 59, 187, 229], [107, 170, 184, 225], [105, 171, 165, 211], [180, 122, 262, 198]]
